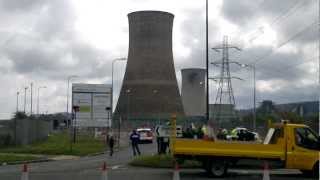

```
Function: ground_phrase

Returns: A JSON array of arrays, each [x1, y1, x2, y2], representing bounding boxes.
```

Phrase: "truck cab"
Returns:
[[284, 124, 319, 174]]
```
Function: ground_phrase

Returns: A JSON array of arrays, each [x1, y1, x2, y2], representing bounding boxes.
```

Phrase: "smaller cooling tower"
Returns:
[[181, 68, 206, 117]]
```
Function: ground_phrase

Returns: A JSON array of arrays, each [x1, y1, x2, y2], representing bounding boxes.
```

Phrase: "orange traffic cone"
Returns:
[[21, 164, 29, 180], [262, 161, 270, 180], [173, 162, 180, 180], [101, 162, 108, 180]]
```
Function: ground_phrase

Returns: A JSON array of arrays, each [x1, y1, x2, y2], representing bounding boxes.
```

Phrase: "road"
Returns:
[[0, 143, 316, 180]]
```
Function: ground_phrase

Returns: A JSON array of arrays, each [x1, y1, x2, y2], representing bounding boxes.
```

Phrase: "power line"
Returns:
[[247, 20, 317, 65], [237, 0, 317, 62], [257, 56, 318, 77], [269, 0, 311, 27]]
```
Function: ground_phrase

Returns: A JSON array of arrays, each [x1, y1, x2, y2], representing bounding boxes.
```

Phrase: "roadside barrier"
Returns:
[[173, 162, 180, 180], [262, 161, 270, 180], [21, 164, 29, 180], [101, 162, 108, 180]]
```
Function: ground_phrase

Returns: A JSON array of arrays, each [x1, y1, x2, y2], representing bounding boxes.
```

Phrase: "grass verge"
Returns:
[[0, 132, 106, 156], [0, 154, 41, 164], [129, 154, 201, 168]]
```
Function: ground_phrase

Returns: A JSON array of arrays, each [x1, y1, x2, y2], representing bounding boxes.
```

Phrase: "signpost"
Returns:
[[72, 84, 112, 127]]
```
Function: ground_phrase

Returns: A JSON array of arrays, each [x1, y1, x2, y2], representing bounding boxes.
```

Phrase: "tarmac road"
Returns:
[[0, 142, 316, 180]]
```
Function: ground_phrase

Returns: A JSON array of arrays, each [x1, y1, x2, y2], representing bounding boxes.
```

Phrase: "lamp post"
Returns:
[[206, 0, 209, 122], [30, 82, 33, 115], [66, 75, 78, 127], [23, 87, 28, 114], [126, 89, 131, 121], [37, 86, 47, 115], [153, 89, 159, 124], [111, 58, 127, 122], [237, 63, 256, 130], [16, 91, 19, 112], [111, 58, 126, 149]]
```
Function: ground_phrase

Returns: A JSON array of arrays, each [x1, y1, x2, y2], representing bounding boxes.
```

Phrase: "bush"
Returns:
[[0, 134, 13, 147]]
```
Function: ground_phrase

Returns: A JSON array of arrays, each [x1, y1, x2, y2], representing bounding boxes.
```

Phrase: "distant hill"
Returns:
[[239, 101, 318, 116], [275, 101, 318, 117]]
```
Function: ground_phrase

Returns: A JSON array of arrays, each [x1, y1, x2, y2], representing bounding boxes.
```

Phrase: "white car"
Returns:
[[227, 127, 260, 141], [136, 128, 153, 143]]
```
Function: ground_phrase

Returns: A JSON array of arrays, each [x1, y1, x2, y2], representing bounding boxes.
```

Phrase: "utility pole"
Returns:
[[30, 82, 33, 115], [210, 36, 242, 128], [206, 0, 209, 122], [24, 87, 28, 113], [318, 0, 320, 135]]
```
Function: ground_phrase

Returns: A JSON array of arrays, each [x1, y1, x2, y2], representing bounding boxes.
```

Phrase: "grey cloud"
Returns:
[[0, 0, 46, 12], [33, 0, 75, 40], [221, 0, 260, 26]]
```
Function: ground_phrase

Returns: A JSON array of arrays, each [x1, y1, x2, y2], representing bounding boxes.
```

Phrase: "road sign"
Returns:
[[72, 83, 112, 127]]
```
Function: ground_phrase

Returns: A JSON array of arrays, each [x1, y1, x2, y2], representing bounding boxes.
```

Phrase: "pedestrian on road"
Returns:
[[130, 129, 141, 156], [108, 133, 115, 156]]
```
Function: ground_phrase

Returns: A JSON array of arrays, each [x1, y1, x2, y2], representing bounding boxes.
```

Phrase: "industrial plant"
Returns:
[[114, 11, 184, 125]]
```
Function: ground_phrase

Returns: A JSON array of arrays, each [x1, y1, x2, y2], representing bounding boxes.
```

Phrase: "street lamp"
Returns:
[[30, 83, 33, 115], [126, 89, 131, 122], [237, 63, 256, 130], [16, 91, 19, 112], [111, 57, 127, 149], [23, 87, 28, 114], [111, 57, 127, 113], [66, 75, 78, 127], [153, 89, 159, 124], [37, 86, 47, 115]]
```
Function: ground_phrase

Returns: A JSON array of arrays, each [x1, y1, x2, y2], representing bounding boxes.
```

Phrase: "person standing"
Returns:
[[108, 133, 115, 156], [130, 129, 141, 156]]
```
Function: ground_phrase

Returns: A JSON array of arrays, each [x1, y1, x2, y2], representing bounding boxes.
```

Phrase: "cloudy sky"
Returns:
[[0, 0, 318, 119]]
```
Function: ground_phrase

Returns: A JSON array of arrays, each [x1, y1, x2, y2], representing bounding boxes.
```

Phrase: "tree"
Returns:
[[279, 112, 303, 123], [13, 111, 28, 119]]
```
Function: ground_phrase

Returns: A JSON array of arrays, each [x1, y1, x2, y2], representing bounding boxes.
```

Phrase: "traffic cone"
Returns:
[[262, 161, 270, 180], [173, 162, 180, 180], [21, 164, 29, 180], [101, 162, 108, 180]]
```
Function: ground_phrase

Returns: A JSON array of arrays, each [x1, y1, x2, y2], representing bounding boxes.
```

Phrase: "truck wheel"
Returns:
[[206, 160, 228, 177], [301, 162, 319, 178], [312, 161, 319, 178]]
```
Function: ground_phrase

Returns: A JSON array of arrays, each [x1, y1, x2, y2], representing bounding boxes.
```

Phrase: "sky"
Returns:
[[0, 0, 318, 119]]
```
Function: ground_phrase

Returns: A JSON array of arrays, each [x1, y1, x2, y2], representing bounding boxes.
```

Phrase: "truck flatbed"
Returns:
[[174, 138, 285, 160]]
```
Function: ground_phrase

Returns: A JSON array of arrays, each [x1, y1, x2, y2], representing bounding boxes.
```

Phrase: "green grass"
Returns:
[[0, 154, 40, 164], [129, 154, 202, 168], [0, 132, 106, 156]]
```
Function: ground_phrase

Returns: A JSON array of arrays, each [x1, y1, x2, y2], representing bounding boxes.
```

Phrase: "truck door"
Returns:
[[291, 127, 320, 170]]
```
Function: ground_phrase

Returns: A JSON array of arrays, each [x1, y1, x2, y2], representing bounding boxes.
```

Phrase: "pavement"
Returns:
[[0, 142, 317, 180]]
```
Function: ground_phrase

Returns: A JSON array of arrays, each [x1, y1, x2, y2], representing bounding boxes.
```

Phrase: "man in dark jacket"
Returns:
[[130, 130, 141, 156], [108, 134, 115, 156]]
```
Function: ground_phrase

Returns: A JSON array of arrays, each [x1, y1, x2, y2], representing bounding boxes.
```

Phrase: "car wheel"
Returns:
[[206, 160, 228, 177]]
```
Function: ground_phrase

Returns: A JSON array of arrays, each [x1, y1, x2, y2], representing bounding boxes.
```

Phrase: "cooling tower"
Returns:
[[114, 11, 184, 121], [181, 68, 206, 117]]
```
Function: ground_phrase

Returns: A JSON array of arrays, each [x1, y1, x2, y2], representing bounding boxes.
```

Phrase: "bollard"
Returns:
[[262, 161, 270, 180], [21, 164, 29, 180], [173, 162, 180, 180], [101, 162, 108, 180]]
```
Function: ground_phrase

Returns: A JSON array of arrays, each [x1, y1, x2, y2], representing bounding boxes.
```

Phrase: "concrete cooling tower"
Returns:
[[181, 68, 206, 117], [114, 11, 184, 121]]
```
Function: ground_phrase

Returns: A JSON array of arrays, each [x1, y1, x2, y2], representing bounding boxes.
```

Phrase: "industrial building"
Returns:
[[114, 11, 184, 125], [181, 68, 206, 117]]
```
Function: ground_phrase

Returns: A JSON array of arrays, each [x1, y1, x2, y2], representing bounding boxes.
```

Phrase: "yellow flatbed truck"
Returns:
[[170, 119, 320, 178]]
